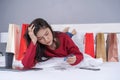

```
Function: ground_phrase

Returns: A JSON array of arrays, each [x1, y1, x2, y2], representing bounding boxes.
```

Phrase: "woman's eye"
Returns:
[[45, 32, 49, 36], [38, 37, 42, 40]]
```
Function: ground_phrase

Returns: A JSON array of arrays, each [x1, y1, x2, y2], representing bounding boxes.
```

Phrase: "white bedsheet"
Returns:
[[0, 55, 120, 80]]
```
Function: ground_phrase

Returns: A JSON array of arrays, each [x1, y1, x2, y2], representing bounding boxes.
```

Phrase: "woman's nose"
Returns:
[[44, 36, 49, 41]]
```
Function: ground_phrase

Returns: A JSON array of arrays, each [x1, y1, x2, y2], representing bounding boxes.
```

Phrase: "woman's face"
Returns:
[[36, 27, 53, 46]]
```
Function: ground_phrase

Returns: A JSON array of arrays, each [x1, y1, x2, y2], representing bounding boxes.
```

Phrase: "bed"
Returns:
[[0, 23, 120, 80]]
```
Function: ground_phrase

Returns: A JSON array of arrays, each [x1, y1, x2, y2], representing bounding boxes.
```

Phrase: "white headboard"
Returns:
[[0, 23, 120, 43], [51, 23, 120, 33]]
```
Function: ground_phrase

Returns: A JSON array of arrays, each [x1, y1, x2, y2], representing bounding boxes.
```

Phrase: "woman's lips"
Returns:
[[47, 41, 51, 45]]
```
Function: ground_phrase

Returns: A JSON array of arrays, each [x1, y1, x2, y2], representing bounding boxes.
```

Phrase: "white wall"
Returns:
[[0, 0, 120, 32]]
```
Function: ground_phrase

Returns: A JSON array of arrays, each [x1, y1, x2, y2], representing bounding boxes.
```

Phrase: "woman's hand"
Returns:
[[28, 24, 37, 44], [66, 55, 76, 64]]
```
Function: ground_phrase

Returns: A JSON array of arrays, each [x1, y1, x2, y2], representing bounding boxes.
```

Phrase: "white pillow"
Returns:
[[72, 32, 85, 53]]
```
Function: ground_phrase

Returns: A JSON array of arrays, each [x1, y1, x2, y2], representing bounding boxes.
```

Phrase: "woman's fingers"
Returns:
[[66, 56, 76, 64], [31, 25, 35, 32], [28, 24, 34, 32], [28, 24, 37, 44]]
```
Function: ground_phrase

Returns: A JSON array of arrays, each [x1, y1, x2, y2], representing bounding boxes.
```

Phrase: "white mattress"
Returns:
[[0, 56, 120, 80]]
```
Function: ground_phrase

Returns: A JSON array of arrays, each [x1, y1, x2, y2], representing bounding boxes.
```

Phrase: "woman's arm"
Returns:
[[22, 24, 38, 68], [22, 42, 37, 68], [65, 34, 84, 65]]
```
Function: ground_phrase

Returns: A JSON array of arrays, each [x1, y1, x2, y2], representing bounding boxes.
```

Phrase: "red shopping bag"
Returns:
[[84, 33, 95, 58], [17, 24, 28, 60]]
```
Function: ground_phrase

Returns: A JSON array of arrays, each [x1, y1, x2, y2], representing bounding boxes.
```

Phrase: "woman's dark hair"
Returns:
[[24, 18, 54, 62]]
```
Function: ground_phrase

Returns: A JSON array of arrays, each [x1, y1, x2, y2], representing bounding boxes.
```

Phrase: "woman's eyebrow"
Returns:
[[37, 30, 48, 38]]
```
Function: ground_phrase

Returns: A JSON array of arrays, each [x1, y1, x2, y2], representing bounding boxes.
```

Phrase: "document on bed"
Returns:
[[34, 54, 103, 71]]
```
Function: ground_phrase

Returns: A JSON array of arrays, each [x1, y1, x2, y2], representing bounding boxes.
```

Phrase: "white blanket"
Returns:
[[34, 54, 103, 70]]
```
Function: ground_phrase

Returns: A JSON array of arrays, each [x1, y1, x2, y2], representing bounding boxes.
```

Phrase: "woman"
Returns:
[[22, 18, 83, 68]]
